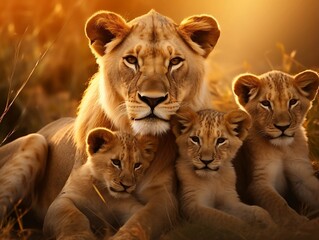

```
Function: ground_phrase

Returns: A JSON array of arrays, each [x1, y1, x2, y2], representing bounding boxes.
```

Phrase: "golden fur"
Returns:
[[233, 70, 319, 229], [171, 108, 274, 237], [0, 10, 220, 239], [0, 134, 47, 219], [44, 128, 158, 239], [75, 10, 220, 143]]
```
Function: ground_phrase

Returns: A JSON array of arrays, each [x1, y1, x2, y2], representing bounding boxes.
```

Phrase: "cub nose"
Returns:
[[200, 159, 213, 165], [274, 124, 290, 132], [120, 182, 133, 191], [138, 93, 168, 109]]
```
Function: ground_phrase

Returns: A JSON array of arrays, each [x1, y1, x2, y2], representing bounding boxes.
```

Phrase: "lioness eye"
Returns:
[[190, 136, 200, 144], [216, 137, 226, 145], [111, 159, 121, 168], [260, 100, 271, 108], [134, 163, 142, 169], [289, 99, 298, 107], [124, 55, 138, 65], [170, 57, 184, 66]]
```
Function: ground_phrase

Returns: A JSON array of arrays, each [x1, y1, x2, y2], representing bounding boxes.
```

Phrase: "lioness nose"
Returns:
[[200, 159, 213, 165], [274, 124, 290, 132], [138, 93, 168, 109]]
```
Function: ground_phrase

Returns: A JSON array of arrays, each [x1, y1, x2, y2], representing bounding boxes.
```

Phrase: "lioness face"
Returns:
[[234, 70, 319, 146], [172, 109, 251, 177], [85, 10, 220, 135], [86, 128, 158, 198]]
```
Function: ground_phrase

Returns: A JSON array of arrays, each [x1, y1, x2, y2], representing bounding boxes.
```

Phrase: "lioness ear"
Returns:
[[85, 11, 130, 57], [225, 110, 251, 140], [233, 74, 261, 107], [86, 128, 115, 155], [171, 107, 198, 137], [293, 70, 319, 101], [178, 15, 220, 58]]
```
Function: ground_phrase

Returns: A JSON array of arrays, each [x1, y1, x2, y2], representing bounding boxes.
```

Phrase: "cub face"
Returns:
[[172, 109, 251, 177], [233, 70, 319, 146], [85, 10, 220, 135], [86, 128, 158, 198]]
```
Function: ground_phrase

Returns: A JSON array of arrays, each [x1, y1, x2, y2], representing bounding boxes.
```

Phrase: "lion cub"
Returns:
[[233, 70, 319, 228], [171, 108, 274, 236], [44, 128, 158, 239]]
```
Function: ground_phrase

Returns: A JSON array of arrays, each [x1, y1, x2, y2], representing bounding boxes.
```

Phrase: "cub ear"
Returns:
[[86, 128, 116, 156], [233, 74, 261, 107], [178, 15, 220, 58], [225, 110, 251, 140], [171, 107, 198, 137], [293, 70, 319, 101], [85, 11, 130, 57], [137, 135, 159, 161]]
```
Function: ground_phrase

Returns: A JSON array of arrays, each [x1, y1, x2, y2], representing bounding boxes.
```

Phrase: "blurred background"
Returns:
[[0, 0, 318, 159]]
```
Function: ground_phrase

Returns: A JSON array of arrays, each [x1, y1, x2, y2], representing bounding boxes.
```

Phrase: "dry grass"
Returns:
[[0, 200, 43, 240]]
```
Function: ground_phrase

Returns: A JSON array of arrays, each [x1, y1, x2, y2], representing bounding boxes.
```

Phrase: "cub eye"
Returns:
[[170, 57, 184, 66], [134, 162, 142, 170], [111, 159, 121, 168], [216, 137, 226, 145], [190, 136, 200, 144], [123, 55, 138, 65], [260, 100, 271, 108], [289, 99, 298, 107]]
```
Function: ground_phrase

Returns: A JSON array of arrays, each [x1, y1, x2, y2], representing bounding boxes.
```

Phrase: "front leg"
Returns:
[[182, 200, 254, 238], [286, 158, 319, 212], [109, 183, 178, 240], [248, 181, 308, 227], [224, 201, 275, 229], [0, 134, 47, 220], [43, 196, 97, 240]]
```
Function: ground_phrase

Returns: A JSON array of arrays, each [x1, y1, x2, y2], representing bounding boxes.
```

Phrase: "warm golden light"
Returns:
[[0, 1, 319, 238], [0, 0, 318, 148]]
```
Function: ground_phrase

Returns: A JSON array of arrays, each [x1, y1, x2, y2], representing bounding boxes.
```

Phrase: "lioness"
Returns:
[[0, 10, 220, 239], [44, 128, 158, 239], [233, 70, 319, 229]]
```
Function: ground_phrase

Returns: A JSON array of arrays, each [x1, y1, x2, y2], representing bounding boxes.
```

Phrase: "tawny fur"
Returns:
[[44, 128, 159, 240], [0, 10, 220, 239], [0, 134, 47, 220], [233, 70, 319, 230], [171, 108, 274, 238]]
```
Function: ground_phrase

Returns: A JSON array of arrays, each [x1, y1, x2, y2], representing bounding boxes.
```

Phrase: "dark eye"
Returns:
[[190, 136, 200, 144], [124, 55, 138, 65], [111, 159, 121, 168], [289, 99, 298, 107], [216, 137, 226, 145], [260, 100, 271, 108], [134, 162, 142, 169], [170, 57, 184, 66]]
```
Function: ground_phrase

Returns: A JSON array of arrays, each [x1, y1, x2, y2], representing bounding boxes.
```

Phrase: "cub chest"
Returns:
[[265, 157, 287, 195]]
